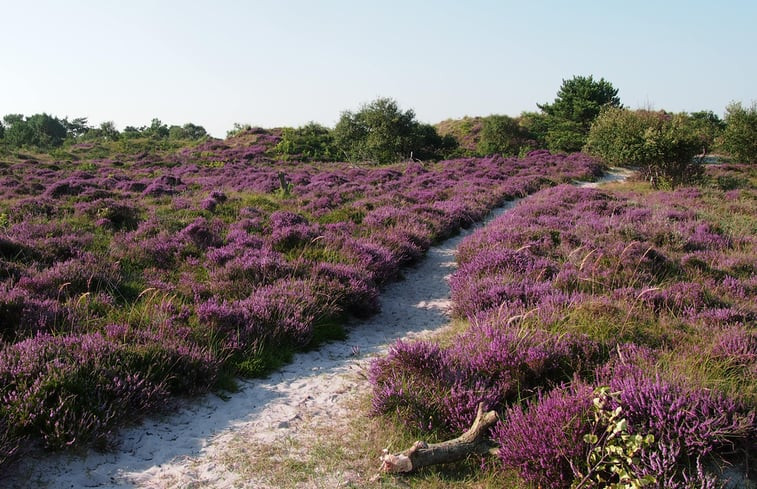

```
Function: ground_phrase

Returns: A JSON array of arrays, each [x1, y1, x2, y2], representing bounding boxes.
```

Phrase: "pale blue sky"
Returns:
[[2, 0, 755, 137]]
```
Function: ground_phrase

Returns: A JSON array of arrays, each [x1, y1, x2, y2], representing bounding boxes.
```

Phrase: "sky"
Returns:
[[2, 0, 755, 138]]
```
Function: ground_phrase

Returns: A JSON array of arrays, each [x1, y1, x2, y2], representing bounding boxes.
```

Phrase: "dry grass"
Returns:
[[216, 394, 517, 488]]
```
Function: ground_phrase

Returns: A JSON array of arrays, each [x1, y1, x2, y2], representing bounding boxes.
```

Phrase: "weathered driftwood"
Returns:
[[379, 403, 498, 474]]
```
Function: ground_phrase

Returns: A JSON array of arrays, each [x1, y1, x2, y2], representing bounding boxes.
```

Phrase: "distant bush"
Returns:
[[168, 123, 208, 141], [333, 97, 454, 164], [477, 114, 533, 156], [435, 115, 539, 158], [585, 108, 702, 188], [518, 111, 549, 149], [719, 101, 757, 164], [274, 122, 339, 161]]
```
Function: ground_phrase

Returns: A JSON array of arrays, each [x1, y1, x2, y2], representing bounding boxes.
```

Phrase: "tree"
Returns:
[[539, 75, 621, 152], [26, 113, 68, 147], [0, 121, 4, 140], [518, 111, 549, 149], [3, 114, 34, 147], [169, 122, 207, 140], [99, 121, 120, 141], [719, 101, 757, 164], [122, 126, 143, 139], [333, 97, 450, 164], [585, 107, 702, 188], [2, 113, 67, 148], [687, 110, 725, 156], [62, 117, 91, 139], [146, 118, 169, 139], [226, 123, 252, 138], [181, 122, 207, 140]]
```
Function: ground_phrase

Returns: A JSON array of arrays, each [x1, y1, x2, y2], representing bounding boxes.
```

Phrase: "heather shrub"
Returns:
[[17, 252, 122, 299], [494, 381, 595, 488], [310, 262, 379, 318], [268, 211, 319, 251], [602, 364, 756, 488], [371, 325, 601, 436], [369, 340, 454, 435], [0, 286, 68, 340], [333, 237, 399, 285], [5, 221, 93, 265], [494, 361, 755, 488], [434, 168, 755, 486], [0, 333, 161, 450], [207, 247, 291, 298], [73, 198, 140, 230], [178, 217, 223, 250]]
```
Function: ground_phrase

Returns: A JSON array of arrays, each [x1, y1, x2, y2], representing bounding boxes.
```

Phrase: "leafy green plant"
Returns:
[[571, 387, 656, 489]]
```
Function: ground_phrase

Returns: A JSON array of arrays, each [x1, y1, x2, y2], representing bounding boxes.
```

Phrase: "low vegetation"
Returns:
[[0, 132, 601, 474], [371, 164, 756, 487]]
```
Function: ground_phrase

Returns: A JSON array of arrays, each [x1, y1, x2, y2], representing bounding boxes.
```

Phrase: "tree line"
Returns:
[[0, 115, 208, 150], [269, 76, 756, 180], [2, 76, 754, 183]]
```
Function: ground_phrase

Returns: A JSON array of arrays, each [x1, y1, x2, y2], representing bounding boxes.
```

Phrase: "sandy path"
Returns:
[[5, 170, 628, 489]]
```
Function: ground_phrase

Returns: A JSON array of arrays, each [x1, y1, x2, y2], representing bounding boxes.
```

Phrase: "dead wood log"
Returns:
[[378, 403, 498, 474]]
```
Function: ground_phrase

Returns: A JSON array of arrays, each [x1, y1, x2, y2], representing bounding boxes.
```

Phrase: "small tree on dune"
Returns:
[[539, 75, 621, 153]]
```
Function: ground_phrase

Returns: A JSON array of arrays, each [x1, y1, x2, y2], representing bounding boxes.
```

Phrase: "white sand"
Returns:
[[4, 171, 628, 489]]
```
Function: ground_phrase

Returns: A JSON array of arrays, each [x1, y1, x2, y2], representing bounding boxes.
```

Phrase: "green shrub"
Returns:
[[719, 101, 757, 163], [477, 114, 530, 156], [333, 97, 454, 163], [274, 122, 339, 161], [585, 108, 702, 188]]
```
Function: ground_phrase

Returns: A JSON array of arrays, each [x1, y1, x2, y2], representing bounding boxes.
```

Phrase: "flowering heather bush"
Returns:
[[207, 247, 291, 298], [370, 325, 601, 435], [0, 413, 18, 469], [310, 262, 379, 318], [0, 329, 216, 450], [596, 355, 756, 488], [268, 211, 320, 251], [493, 354, 755, 488], [452, 179, 756, 347], [0, 285, 68, 340], [494, 381, 595, 488]]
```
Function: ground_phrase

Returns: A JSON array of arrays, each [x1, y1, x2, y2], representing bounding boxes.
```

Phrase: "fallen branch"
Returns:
[[378, 403, 498, 474]]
